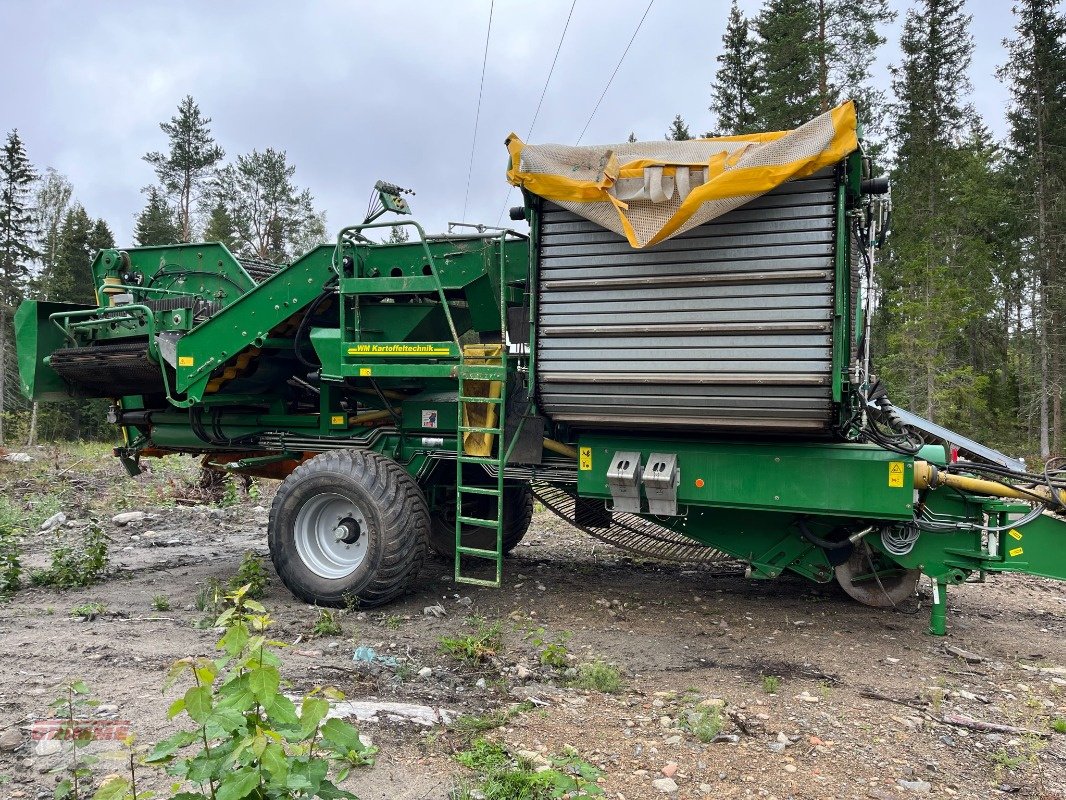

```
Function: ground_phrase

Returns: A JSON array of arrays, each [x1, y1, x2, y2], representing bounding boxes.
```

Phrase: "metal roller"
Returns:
[[534, 171, 844, 433]]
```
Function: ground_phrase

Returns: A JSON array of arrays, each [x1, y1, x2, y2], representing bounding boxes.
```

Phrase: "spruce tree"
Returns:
[[134, 187, 180, 246], [877, 0, 977, 423], [45, 205, 96, 305], [0, 129, 38, 307], [665, 115, 692, 141], [32, 168, 73, 291], [89, 218, 115, 253], [202, 201, 239, 251], [998, 0, 1066, 456], [751, 0, 823, 130], [144, 96, 224, 242], [709, 0, 760, 135]]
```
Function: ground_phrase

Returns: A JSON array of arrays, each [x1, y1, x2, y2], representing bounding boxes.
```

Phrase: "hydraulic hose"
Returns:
[[796, 518, 875, 550]]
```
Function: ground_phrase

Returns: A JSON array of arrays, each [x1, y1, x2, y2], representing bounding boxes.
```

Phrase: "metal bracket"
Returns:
[[643, 452, 679, 516], [606, 451, 642, 514]]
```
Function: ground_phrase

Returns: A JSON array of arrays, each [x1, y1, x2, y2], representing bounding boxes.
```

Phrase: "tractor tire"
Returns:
[[428, 482, 534, 559], [268, 450, 429, 608]]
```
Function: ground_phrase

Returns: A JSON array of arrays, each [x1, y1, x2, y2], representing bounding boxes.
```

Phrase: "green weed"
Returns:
[[683, 706, 724, 743], [229, 551, 268, 599], [313, 608, 343, 637], [454, 738, 604, 798], [31, 523, 108, 588], [440, 618, 504, 665], [1051, 717, 1066, 734], [70, 601, 106, 621], [762, 674, 780, 694], [144, 585, 376, 798], [573, 660, 622, 694], [152, 594, 171, 612], [525, 625, 571, 670]]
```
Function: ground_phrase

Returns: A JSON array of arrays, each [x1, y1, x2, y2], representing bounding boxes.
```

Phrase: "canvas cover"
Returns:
[[505, 101, 857, 249]]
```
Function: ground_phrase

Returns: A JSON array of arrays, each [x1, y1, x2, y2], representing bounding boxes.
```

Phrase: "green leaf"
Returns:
[[263, 693, 299, 727], [145, 730, 199, 762], [163, 658, 192, 690], [204, 707, 247, 735], [167, 697, 186, 719], [218, 623, 247, 656], [55, 778, 73, 800], [183, 685, 213, 723], [299, 696, 329, 737], [259, 740, 289, 780], [91, 775, 131, 800], [215, 766, 260, 800], [71, 680, 90, 695], [315, 780, 360, 800], [248, 666, 280, 705], [320, 717, 363, 753]]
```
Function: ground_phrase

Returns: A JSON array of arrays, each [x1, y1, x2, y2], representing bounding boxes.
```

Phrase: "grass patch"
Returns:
[[1051, 718, 1066, 734], [152, 595, 171, 612], [761, 674, 780, 694], [312, 608, 343, 637], [439, 617, 504, 665], [682, 706, 724, 743], [454, 738, 603, 799], [572, 660, 622, 694]]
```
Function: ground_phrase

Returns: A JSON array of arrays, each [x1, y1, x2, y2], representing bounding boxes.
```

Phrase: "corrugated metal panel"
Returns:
[[534, 170, 842, 432]]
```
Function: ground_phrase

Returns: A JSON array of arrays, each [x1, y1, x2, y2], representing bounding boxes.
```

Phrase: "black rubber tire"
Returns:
[[268, 450, 429, 608], [428, 482, 534, 559]]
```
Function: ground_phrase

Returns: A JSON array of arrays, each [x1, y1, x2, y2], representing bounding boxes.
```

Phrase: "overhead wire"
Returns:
[[462, 0, 496, 223], [575, 0, 656, 145], [496, 0, 579, 226]]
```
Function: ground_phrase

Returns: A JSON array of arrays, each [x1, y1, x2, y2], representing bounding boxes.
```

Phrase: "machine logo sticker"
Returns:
[[888, 461, 905, 487], [178, 356, 194, 367]]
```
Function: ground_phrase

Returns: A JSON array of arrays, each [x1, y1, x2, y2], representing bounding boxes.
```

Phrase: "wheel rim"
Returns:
[[294, 492, 369, 579]]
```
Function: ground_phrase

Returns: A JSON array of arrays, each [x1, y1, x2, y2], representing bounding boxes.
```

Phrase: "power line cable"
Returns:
[[462, 0, 496, 223], [497, 0, 579, 225], [575, 0, 655, 145]]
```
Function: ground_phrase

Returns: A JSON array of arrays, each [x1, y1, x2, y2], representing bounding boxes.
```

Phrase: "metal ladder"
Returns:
[[454, 231, 515, 587], [454, 352, 508, 586]]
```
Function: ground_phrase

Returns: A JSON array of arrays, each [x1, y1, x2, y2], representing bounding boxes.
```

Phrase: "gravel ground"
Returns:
[[0, 445, 1064, 799]]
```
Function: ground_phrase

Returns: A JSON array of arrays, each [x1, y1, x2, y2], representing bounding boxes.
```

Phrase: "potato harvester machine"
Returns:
[[16, 103, 1066, 634]]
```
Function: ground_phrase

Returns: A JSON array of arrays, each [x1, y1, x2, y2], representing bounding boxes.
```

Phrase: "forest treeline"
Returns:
[[0, 0, 1063, 459]]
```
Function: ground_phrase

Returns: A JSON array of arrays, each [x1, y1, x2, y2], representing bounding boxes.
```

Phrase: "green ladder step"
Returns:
[[457, 514, 501, 528], [457, 486, 500, 496], [458, 425, 503, 434], [456, 545, 502, 558], [458, 395, 504, 404], [456, 454, 501, 465]]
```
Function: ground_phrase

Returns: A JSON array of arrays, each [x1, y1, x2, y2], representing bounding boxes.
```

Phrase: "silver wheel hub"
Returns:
[[294, 492, 369, 579]]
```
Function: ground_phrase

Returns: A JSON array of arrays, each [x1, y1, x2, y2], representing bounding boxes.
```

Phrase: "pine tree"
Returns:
[[876, 0, 977, 424], [627, 132, 638, 143], [665, 115, 692, 141], [89, 218, 114, 253], [0, 130, 38, 307], [385, 226, 410, 244], [134, 187, 180, 246], [45, 205, 96, 305], [997, 0, 1066, 457], [751, 0, 823, 130], [709, 0, 760, 135], [144, 96, 224, 242], [202, 201, 239, 251], [212, 148, 324, 262]]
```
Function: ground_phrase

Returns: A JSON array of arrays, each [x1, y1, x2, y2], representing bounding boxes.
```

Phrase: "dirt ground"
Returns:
[[0, 444, 1065, 800]]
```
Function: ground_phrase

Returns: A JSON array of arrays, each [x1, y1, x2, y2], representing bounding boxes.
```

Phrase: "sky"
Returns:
[[0, 0, 1018, 249]]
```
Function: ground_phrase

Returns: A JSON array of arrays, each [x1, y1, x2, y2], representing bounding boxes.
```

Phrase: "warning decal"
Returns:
[[1008, 529, 1023, 541], [178, 356, 194, 367], [888, 461, 905, 488], [579, 447, 592, 471], [1009, 546, 1024, 558]]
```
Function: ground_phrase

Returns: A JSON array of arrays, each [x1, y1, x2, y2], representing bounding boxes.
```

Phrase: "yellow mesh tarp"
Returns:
[[461, 344, 503, 457], [505, 101, 857, 249]]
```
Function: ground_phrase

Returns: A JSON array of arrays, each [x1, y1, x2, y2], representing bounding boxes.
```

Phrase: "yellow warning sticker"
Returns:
[[579, 447, 592, 471], [178, 356, 194, 367], [888, 461, 905, 488], [330, 415, 345, 426], [1009, 546, 1024, 557], [359, 367, 372, 376], [1008, 528, 1023, 541]]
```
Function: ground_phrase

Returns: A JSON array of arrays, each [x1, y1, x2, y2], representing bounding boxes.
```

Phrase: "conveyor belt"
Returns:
[[49, 342, 164, 397], [535, 170, 845, 433]]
